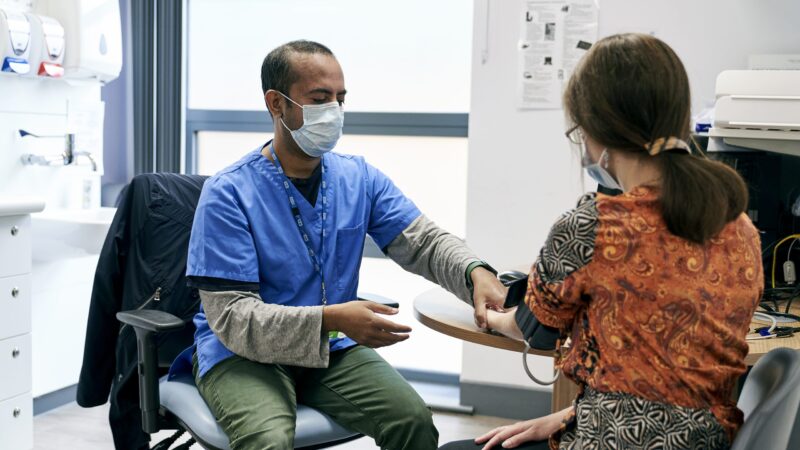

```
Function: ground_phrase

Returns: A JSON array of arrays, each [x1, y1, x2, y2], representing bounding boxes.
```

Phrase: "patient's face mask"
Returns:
[[277, 91, 344, 158], [582, 147, 623, 191]]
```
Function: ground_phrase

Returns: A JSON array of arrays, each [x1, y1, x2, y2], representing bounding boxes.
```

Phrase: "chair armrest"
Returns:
[[357, 291, 400, 309], [117, 309, 186, 333], [116, 309, 187, 434]]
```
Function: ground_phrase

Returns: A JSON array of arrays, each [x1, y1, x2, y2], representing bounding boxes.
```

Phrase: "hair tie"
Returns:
[[644, 137, 691, 156]]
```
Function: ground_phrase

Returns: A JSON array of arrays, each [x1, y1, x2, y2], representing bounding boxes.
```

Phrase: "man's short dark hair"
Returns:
[[261, 40, 334, 95]]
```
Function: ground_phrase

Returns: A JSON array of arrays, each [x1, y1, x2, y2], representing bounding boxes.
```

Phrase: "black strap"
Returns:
[[500, 273, 559, 351]]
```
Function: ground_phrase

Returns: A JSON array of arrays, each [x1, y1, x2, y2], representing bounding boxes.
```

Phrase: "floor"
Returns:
[[33, 401, 516, 450]]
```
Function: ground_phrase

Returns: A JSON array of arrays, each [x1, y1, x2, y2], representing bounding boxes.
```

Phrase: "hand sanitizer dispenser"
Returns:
[[0, 8, 31, 74], [37, 0, 122, 83], [25, 13, 65, 78]]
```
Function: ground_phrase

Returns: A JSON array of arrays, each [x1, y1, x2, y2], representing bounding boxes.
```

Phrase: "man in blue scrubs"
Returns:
[[186, 40, 506, 450]]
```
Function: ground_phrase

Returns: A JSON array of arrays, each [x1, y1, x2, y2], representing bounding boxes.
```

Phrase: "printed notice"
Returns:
[[518, 0, 599, 109]]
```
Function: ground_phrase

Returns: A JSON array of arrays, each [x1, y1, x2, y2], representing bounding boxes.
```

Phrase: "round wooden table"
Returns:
[[413, 287, 579, 413], [415, 286, 800, 412]]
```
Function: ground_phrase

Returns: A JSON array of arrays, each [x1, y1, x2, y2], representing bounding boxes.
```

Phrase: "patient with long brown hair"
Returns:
[[440, 33, 763, 450]]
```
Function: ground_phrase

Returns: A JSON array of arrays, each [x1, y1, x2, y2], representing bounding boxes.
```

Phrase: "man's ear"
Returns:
[[264, 90, 284, 118]]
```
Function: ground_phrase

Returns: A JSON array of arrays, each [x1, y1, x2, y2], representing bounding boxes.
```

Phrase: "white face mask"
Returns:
[[276, 91, 344, 158], [582, 147, 623, 191]]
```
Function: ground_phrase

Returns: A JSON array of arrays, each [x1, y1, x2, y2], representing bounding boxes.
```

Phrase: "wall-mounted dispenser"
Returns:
[[37, 0, 121, 83], [25, 13, 64, 78], [0, 8, 31, 74]]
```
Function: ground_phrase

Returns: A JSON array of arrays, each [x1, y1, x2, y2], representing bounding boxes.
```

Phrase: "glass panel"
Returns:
[[194, 131, 468, 372], [196, 132, 468, 237], [338, 134, 468, 237], [195, 131, 273, 176], [187, 0, 473, 113]]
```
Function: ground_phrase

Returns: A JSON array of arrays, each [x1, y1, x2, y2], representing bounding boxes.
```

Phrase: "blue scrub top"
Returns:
[[186, 145, 420, 377]]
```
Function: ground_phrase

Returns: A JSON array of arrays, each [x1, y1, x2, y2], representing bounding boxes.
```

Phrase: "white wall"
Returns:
[[463, 0, 800, 392]]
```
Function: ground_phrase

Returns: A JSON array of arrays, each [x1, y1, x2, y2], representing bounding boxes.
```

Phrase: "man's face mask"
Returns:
[[276, 91, 344, 158]]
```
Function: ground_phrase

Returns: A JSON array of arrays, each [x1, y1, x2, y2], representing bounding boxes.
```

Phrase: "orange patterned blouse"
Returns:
[[524, 186, 763, 448]]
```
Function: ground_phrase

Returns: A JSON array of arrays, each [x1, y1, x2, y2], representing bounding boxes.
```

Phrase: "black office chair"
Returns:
[[117, 291, 398, 450], [732, 347, 800, 450]]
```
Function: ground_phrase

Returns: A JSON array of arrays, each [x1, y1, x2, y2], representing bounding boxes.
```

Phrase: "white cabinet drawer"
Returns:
[[0, 393, 32, 450], [0, 274, 31, 340], [0, 334, 31, 402], [0, 215, 31, 278]]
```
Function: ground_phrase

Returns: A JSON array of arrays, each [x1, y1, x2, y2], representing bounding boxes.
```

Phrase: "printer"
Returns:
[[708, 70, 800, 156]]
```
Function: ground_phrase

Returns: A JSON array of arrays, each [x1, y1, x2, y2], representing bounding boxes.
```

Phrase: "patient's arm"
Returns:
[[200, 289, 330, 368], [385, 214, 484, 305], [487, 307, 524, 340]]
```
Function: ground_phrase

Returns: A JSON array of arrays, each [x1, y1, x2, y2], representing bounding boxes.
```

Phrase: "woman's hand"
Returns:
[[475, 408, 568, 449], [486, 307, 523, 340]]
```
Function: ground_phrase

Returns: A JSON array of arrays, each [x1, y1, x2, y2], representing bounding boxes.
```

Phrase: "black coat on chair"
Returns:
[[77, 173, 207, 450]]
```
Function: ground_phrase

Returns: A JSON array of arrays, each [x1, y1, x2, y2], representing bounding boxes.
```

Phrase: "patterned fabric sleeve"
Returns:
[[525, 193, 599, 330]]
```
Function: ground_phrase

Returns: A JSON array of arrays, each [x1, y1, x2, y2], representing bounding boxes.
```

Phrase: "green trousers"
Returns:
[[193, 345, 439, 450]]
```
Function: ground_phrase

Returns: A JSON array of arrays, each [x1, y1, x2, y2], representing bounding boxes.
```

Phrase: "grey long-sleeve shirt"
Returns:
[[199, 214, 482, 368]]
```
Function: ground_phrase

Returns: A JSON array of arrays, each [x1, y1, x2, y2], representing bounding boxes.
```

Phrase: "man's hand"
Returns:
[[471, 267, 508, 329], [322, 301, 412, 348], [474, 407, 569, 449], [487, 307, 523, 340]]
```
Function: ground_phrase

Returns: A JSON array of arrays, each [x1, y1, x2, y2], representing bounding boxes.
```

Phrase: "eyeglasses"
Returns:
[[565, 125, 583, 145]]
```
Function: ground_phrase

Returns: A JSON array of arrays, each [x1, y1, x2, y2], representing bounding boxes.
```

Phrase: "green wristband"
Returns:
[[465, 260, 496, 286]]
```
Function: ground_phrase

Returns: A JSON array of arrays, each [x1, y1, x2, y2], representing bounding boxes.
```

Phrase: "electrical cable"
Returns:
[[770, 234, 800, 288], [785, 283, 800, 314], [789, 237, 800, 260], [754, 311, 777, 334], [765, 310, 800, 322], [747, 311, 779, 340], [762, 237, 782, 259], [522, 341, 560, 385]]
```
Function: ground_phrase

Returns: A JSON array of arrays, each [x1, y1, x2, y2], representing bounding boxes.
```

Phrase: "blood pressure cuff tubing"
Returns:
[[502, 274, 559, 351]]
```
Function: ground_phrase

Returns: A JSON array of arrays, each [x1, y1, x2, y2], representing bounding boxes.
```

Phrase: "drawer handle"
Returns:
[[13, 407, 21, 418], [10, 226, 19, 237], [11, 287, 19, 298], [12, 348, 20, 358]]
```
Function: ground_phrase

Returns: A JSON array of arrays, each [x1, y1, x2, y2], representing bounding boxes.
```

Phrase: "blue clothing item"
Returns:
[[186, 145, 421, 377]]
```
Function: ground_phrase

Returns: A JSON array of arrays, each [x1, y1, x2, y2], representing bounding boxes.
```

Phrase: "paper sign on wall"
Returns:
[[518, 0, 599, 109]]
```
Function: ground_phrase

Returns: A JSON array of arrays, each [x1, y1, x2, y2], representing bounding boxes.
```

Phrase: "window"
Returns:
[[196, 132, 468, 237], [196, 131, 274, 176], [187, 0, 473, 113]]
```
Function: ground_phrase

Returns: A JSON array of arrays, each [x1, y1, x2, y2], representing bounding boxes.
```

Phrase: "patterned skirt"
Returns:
[[558, 386, 729, 450]]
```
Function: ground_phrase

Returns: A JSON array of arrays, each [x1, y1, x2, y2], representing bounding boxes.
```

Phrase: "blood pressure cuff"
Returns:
[[501, 273, 559, 351]]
